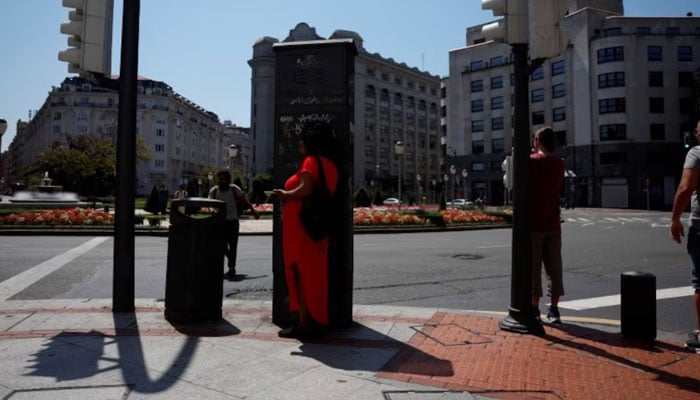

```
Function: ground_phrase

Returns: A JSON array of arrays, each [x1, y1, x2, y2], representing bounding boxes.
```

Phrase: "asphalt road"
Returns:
[[0, 208, 695, 341]]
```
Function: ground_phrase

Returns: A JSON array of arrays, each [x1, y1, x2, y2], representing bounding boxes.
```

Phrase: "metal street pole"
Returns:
[[113, 0, 140, 312], [499, 43, 543, 335]]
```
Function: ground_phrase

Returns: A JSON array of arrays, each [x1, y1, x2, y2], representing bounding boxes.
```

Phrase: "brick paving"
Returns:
[[1, 302, 697, 399]]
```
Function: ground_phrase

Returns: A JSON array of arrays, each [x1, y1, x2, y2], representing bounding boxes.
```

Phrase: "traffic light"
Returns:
[[482, 0, 569, 59], [502, 155, 513, 190], [58, 0, 114, 75], [481, 0, 528, 44], [527, 0, 569, 59], [684, 132, 694, 149]]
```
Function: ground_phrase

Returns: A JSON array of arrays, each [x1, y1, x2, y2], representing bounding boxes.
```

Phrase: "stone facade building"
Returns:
[[446, 0, 699, 209]]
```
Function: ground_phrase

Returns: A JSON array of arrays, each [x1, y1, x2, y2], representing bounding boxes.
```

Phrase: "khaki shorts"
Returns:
[[531, 230, 564, 299]]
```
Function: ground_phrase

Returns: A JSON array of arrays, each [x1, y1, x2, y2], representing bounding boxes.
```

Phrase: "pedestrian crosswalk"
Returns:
[[564, 215, 671, 227]]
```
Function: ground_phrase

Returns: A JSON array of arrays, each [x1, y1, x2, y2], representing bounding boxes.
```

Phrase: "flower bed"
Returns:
[[0, 205, 506, 228], [0, 208, 113, 226], [353, 207, 505, 226]]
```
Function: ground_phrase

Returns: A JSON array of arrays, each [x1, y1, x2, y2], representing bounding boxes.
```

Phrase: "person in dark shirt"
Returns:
[[530, 126, 565, 324]]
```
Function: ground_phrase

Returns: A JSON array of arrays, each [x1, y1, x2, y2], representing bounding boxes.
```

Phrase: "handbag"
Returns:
[[299, 155, 333, 241]]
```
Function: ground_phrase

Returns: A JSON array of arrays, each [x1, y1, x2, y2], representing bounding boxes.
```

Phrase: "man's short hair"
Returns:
[[535, 126, 556, 153]]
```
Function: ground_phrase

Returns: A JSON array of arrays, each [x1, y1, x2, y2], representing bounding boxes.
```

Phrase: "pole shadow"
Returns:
[[24, 311, 238, 394], [545, 323, 699, 396]]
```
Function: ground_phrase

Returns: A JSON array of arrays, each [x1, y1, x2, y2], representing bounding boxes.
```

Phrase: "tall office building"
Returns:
[[7, 76, 235, 195], [446, 1, 699, 209], [249, 23, 442, 198]]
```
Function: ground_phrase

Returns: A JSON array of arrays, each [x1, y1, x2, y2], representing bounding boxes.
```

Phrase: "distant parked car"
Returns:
[[446, 198, 475, 210], [382, 197, 401, 205]]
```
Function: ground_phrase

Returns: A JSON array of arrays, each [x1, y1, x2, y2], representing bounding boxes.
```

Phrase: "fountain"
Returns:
[[2, 172, 83, 209]]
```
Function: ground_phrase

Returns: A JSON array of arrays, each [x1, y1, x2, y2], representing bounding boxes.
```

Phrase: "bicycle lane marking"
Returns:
[[0, 237, 109, 301]]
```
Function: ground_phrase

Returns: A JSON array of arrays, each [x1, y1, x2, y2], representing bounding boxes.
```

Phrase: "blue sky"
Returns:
[[1, 0, 698, 152]]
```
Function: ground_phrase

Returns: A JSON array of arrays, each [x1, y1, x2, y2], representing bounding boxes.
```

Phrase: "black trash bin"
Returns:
[[621, 271, 656, 340], [165, 198, 226, 323]]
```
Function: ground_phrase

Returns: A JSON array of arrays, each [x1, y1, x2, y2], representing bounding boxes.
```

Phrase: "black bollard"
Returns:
[[620, 271, 656, 340]]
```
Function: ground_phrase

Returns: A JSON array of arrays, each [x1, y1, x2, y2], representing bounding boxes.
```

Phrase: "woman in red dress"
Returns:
[[271, 124, 338, 338]]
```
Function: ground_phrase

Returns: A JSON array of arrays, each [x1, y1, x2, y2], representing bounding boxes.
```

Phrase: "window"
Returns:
[[77, 112, 88, 121], [636, 27, 651, 34], [156, 128, 164, 137], [365, 122, 374, 132], [381, 72, 389, 81], [552, 83, 565, 98], [471, 79, 483, 92], [598, 72, 625, 88], [648, 71, 663, 87], [599, 98, 626, 114], [407, 81, 415, 89], [366, 68, 375, 77], [491, 75, 503, 90], [155, 160, 164, 167], [600, 124, 627, 141], [53, 112, 62, 120], [531, 88, 544, 102], [394, 77, 402, 85], [490, 55, 504, 66], [364, 85, 375, 98], [679, 71, 695, 87], [553, 107, 566, 122], [604, 27, 622, 36], [680, 97, 695, 114], [470, 60, 484, 70], [531, 66, 544, 80], [532, 110, 545, 125], [666, 27, 680, 35], [472, 140, 484, 154], [649, 97, 664, 113], [472, 120, 484, 133], [597, 46, 624, 63], [647, 46, 663, 61], [491, 96, 504, 110], [678, 46, 693, 61], [492, 117, 504, 130], [471, 162, 485, 171], [650, 124, 665, 140], [155, 144, 165, 152], [471, 99, 484, 112], [492, 138, 505, 153], [551, 60, 565, 76], [53, 125, 61, 134]]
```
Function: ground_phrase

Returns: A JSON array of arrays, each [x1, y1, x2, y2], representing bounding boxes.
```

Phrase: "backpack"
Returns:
[[298, 155, 334, 241]]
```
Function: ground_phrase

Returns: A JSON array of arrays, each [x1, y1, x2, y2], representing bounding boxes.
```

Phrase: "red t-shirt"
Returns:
[[530, 152, 565, 232]]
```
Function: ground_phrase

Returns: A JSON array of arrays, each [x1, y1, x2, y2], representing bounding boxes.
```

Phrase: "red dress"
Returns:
[[282, 155, 338, 325]]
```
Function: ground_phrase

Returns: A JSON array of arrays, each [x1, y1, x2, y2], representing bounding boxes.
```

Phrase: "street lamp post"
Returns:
[[197, 178, 203, 197], [431, 178, 437, 204], [443, 174, 449, 205], [207, 172, 213, 195], [461, 168, 469, 200], [228, 144, 239, 173], [0, 119, 6, 195], [449, 165, 457, 208], [394, 141, 405, 210], [416, 174, 422, 205]]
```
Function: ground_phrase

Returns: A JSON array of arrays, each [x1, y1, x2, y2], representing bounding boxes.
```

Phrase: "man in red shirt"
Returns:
[[530, 126, 566, 323]]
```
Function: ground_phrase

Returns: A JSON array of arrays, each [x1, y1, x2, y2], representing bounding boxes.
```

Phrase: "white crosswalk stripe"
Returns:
[[558, 286, 694, 310]]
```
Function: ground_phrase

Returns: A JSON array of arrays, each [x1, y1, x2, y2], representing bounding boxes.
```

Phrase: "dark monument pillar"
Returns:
[[271, 39, 357, 328]]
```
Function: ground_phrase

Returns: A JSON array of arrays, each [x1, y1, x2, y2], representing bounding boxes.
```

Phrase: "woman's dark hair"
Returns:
[[299, 120, 335, 157]]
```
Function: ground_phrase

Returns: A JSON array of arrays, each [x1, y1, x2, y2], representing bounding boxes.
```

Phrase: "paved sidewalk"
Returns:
[[0, 298, 698, 400]]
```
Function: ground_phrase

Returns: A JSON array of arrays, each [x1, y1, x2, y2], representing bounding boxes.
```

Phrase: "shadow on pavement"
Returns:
[[547, 323, 700, 396], [291, 323, 454, 377], [24, 311, 231, 394]]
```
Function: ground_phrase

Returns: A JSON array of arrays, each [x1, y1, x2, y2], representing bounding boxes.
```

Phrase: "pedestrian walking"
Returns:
[[670, 119, 700, 353]]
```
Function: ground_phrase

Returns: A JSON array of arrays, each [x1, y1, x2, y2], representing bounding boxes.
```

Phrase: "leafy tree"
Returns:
[[251, 173, 273, 204], [353, 187, 371, 207], [29, 134, 151, 198]]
